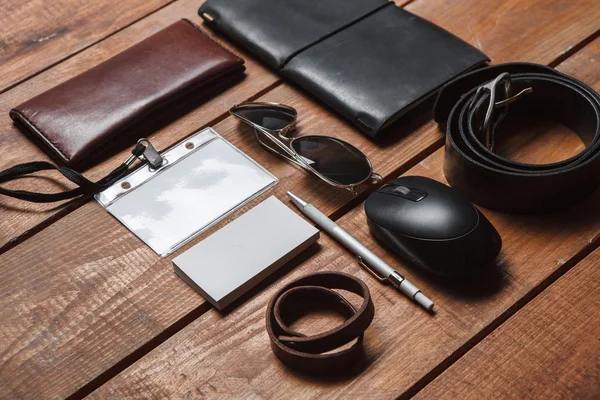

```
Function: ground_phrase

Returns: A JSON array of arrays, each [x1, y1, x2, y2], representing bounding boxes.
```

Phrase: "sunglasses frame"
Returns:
[[230, 102, 381, 193]]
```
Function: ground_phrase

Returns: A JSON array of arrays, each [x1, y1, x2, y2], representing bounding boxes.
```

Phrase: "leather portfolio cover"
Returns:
[[199, 0, 488, 138], [10, 19, 245, 168]]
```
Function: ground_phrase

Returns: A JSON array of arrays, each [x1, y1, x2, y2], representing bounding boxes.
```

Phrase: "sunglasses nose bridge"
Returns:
[[232, 102, 375, 191], [277, 123, 296, 141]]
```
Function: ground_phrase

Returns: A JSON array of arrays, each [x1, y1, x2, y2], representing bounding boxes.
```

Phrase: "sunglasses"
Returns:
[[230, 102, 381, 192]]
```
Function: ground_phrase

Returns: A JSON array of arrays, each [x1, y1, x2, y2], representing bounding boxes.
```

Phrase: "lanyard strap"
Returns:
[[0, 142, 147, 203]]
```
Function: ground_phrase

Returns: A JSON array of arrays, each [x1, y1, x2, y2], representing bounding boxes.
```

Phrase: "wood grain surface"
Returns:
[[0, 0, 599, 399], [1, 0, 599, 252], [90, 149, 600, 400], [0, 0, 175, 93], [415, 248, 600, 400], [0, 0, 279, 252], [406, 0, 600, 65], [0, 1, 428, 252], [0, 82, 442, 400]]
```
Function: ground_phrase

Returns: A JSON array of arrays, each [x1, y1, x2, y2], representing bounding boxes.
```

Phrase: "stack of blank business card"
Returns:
[[173, 196, 319, 310]]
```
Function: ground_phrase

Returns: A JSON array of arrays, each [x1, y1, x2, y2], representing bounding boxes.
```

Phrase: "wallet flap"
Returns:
[[199, 0, 390, 69], [281, 6, 489, 136], [10, 19, 245, 167]]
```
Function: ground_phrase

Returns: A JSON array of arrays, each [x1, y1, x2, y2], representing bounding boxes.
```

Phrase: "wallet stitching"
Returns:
[[10, 109, 70, 161], [279, 1, 393, 68], [182, 18, 244, 64]]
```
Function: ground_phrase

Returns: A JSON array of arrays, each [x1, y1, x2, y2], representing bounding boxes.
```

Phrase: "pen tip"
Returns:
[[286, 191, 308, 208]]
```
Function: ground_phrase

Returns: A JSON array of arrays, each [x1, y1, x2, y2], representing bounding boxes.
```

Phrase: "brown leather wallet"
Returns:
[[10, 19, 245, 168], [266, 272, 375, 374]]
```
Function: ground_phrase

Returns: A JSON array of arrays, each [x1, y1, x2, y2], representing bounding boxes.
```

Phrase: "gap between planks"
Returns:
[[3, 0, 599, 397], [0, 0, 417, 254], [399, 236, 600, 400], [0, 0, 421, 255], [549, 27, 600, 67], [66, 17, 600, 400], [0, 0, 180, 97], [0, 78, 283, 256], [82, 42, 600, 400], [64, 112, 444, 400]]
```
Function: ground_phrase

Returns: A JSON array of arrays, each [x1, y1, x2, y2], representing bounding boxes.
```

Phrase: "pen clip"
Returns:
[[356, 256, 386, 281]]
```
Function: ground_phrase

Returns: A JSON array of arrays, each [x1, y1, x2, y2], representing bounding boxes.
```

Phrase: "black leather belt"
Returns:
[[434, 63, 600, 213], [266, 272, 374, 374]]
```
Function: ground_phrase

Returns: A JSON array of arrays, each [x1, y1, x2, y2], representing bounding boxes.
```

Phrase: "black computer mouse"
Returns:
[[364, 176, 502, 277]]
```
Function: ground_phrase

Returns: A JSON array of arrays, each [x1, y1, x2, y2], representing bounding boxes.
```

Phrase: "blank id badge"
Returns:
[[96, 128, 278, 256]]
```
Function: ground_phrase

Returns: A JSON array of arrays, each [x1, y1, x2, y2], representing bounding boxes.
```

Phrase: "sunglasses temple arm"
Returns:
[[250, 124, 373, 193]]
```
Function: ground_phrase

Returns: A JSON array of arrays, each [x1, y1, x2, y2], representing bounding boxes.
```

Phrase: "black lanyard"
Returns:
[[0, 140, 159, 203]]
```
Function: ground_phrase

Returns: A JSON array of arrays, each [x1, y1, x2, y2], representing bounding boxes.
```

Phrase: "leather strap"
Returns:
[[434, 62, 600, 213], [266, 272, 374, 374]]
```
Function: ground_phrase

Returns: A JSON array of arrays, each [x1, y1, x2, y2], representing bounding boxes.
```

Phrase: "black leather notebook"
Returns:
[[199, 0, 488, 138]]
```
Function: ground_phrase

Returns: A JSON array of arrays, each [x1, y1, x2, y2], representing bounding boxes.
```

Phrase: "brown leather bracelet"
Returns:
[[266, 272, 375, 374]]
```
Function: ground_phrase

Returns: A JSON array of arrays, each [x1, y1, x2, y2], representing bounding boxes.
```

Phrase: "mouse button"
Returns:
[[378, 183, 427, 201], [391, 186, 427, 202], [364, 192, 412, 226], [379, 175, 480, 239], [397, 198, 480, 239]]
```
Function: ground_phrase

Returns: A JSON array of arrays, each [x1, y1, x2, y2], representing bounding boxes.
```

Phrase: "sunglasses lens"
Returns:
[[291, 136, 372, 186], [231, 105, 295, 131]]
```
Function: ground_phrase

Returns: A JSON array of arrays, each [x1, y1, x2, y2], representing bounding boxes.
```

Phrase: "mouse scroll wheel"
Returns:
[[392, 185, 427, 202]]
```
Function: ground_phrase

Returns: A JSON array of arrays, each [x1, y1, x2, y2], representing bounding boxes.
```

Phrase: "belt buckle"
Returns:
[[475, 73, 533, 150]]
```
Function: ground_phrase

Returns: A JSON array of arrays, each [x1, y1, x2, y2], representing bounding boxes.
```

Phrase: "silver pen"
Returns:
[[287, 191, 434, 311]]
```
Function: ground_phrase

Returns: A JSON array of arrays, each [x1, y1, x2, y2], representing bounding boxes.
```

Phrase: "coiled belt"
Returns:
[[266, 272, 374, 374], [434, 63, 600, 213]]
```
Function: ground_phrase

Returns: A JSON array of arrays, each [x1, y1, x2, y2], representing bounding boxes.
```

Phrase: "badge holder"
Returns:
[[95, 128, 278, 256]]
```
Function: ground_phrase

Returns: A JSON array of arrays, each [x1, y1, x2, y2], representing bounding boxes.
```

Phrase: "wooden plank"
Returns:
[[0, 0, 175, 93], [555, 31, 600, 87], [1, 1, 599, 398], [0, 80, 441, 400], [0, 0, 279, 251], [88, 141, 600, 400], [406, 0, 600, 64], [88, 37, 600, 400], [415, 248, 600, 400], [1, 0, 599, 251]]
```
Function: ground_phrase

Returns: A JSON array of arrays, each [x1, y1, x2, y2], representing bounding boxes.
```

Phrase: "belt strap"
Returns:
[[434, 62, 600, 213], [266, 272, 375, 374]]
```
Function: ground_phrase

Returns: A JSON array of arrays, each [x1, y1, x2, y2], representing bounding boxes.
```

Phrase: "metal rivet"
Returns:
[[121, 182, 131, 190], [185, 142, 194, 150]]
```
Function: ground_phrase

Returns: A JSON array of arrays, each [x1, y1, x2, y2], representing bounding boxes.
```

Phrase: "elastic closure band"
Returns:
[[279, 2, 393, 68]]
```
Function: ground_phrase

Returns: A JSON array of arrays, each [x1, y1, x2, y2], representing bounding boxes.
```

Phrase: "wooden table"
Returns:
[[1, 1, 599, 399]]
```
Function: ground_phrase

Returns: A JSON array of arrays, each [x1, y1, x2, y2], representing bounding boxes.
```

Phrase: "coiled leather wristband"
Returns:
[[266, 272, 375, 374]]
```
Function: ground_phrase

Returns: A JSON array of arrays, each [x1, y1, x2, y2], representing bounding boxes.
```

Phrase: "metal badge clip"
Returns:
[[136, 138, 164, 170]]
